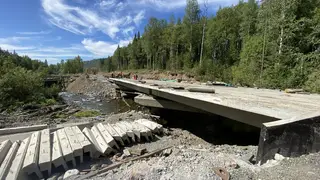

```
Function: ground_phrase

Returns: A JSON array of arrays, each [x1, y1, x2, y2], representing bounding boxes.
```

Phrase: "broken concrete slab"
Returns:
[[6, 137, 30, 180], [0, 124, 47, 136], [0, 140, 12, 165], [22, 131, 42, 179], [120, 121, 141, 142], [90, 126, 113, 155], [64, 127, 83, 164], [0, 141, 20, 180], [104, 124, 125, 146], [82, 127, 103, 158], [38, 129, 51, 176], [72, 126, 95, 159], [95, 123, 119, 150], [115, 122, 135, 142], [111, 124, 130, 144], [57, 129, 76, 167], [257, 112, 320, 164], [135, 119, 163, 134], [51, 132, 68, 171], [132, 122, 153, 141]]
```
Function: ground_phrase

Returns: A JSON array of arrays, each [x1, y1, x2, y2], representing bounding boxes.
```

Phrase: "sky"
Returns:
[[0, 0, 240, 64]]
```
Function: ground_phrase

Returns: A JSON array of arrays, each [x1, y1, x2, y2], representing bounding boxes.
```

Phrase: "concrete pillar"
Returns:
[[0, 141, 20, 180], [115, 122, 135, 142], [111, 124, 131, 144], [96, 123, 119, 150], [82, 127, 102, 158], [64, 127, 83, 163], [57, 129, 76, 167], [104, 124, 125, 146], [6, 137, 30, 180], [38, 129, 51, 176], [0, 140, 12, 165], [22, 131, 43, 179], [51, 132, 68, 171], [90, 126, 113, 155], [72, 126, 95, 159]]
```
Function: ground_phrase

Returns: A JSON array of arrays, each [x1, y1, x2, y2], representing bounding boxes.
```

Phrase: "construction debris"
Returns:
[[0, 119, 164, 180], [186, 87, 216, 94]]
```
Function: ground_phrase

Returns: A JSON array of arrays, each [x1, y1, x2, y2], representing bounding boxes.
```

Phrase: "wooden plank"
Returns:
[[6, 137, 30, 180], [51, 132, 68, 171], [38, 129, 51, 176], [0, 141, 20, 180], [22, 131, 42, 179]]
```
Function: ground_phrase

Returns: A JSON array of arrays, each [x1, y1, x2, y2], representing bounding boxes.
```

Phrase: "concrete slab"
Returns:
[[257, 112, 320, 164], [90, 126, 113, 155], [6, 137, 30, 180], [23, 131, 42, 179], [120, 121, 141, 142], [134, 95, 201, 112], [38, 129, 51, 176], [0, 141, 20, 180], [57, 129, 76, 167], [111, 124, 130, 144], [115, 122, 135, 142], [82, 127, 102, 158], [132, 122, 153, 141], [0, 140, 12, 165], [96, 123, 119, 150], [136, 119, 163, 134], [0, 124, 47, 136], [51, 132, 68, 171], [64, 127, 83, 164], [72, 126, 95, 159], [104, 124, 125, 146]]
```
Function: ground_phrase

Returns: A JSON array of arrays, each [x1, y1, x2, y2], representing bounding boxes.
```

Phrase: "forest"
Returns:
[[94, 0, 320, 92], [0, 49, 84, 109]]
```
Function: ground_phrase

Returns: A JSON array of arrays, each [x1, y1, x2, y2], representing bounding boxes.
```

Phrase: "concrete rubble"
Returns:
[[0, 119, 163, 179]]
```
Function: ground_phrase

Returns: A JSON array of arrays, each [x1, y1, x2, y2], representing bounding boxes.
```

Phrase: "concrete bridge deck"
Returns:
[[111, 78, 320, 128]]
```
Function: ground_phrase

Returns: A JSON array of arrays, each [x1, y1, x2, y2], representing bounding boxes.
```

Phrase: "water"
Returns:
[[59, 92, 122, 114]]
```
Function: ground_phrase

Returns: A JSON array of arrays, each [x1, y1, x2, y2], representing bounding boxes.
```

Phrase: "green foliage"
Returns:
[[85, 0, 320, 92], [304, 70, 320, 93], [62, 56, 84, 74], [74, 110, 101, 118], [0, 67, 44, 108], [0, 49, 62, 109]]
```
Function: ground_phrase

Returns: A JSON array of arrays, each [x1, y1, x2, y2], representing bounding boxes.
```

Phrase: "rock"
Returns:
[[63, 169, 80, 179], [225, 160, 240, 169], [162, 149, 172, 157], [274, 153, 285, 161], [129, 148, 147, 156], [101, 164, 109, 168], [47, 173, 62, 180], [91, 164, 100, 171], [123, 149, 131, 156]]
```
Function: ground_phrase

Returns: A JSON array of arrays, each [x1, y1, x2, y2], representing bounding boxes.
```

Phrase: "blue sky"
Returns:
[[0, 0, 239, 64]]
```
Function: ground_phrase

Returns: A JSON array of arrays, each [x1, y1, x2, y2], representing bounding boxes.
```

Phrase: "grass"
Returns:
[[74, 110, 101, 118]]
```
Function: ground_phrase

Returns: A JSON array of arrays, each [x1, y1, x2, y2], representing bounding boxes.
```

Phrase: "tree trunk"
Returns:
[[200, 22, 206, 66]]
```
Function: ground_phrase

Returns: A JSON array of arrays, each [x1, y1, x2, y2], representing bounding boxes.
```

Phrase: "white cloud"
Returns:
[[133, 10, 145, 26], [17, 30, 51, 35], [41, 0, 143, 39], [0, 44, 35, 51], [81, 38, 131, 57], [0, 37, 31, 44], [122, 26, 135, 36]]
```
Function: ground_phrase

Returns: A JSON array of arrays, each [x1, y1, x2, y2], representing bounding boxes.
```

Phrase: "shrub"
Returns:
[[0, 67, 44, 108], [74, 110, 101, 118]]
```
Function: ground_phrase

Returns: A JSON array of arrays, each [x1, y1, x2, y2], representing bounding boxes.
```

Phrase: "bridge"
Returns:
[[111, 78, 320, 164]]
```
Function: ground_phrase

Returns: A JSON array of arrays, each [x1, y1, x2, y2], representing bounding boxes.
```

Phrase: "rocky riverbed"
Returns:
[[2, 74, 320, 180]]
